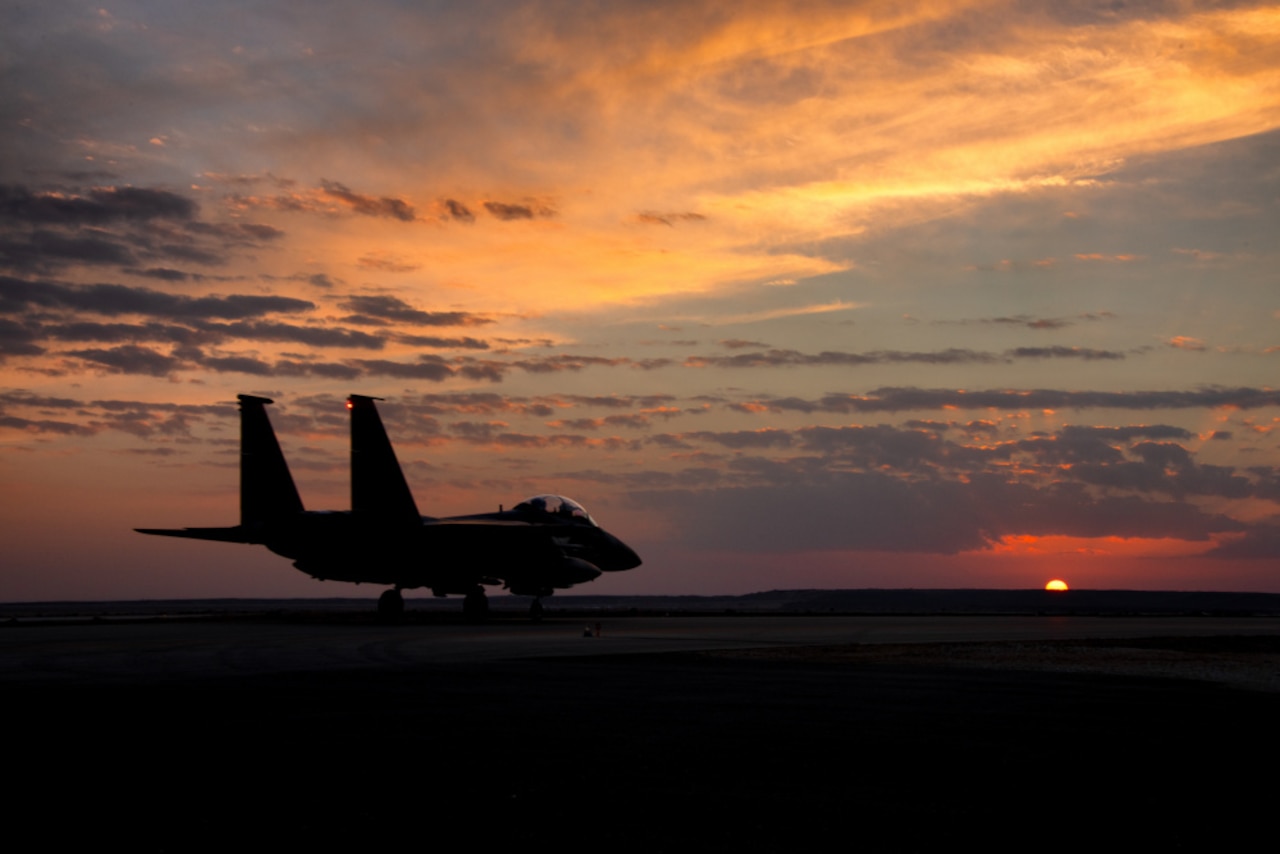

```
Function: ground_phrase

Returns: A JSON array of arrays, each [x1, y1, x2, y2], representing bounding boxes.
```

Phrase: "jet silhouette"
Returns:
[[137, 394, 641, 618]]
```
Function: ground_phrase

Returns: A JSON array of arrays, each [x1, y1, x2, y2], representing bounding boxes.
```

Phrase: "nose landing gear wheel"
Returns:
[[377, 588, 404, 620], [463, 587, 489, 622]]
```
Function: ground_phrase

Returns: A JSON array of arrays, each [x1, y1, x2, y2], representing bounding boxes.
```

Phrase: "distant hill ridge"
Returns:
[[6, 588, 1280, 618], [547, 588, 1280, 615]]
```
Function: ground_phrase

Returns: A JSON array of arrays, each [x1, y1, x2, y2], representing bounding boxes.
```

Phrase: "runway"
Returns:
[[7, 612, 1278, 850], [4, 613, 1279, 681]]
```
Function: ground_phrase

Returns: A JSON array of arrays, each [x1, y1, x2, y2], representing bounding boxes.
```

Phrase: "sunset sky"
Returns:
[[3, 0, 1279, 601]]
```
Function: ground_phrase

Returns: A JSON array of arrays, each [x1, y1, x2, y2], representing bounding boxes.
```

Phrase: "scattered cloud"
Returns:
[[1074, 253, 1143, 263], [440, 199, 474, 222], [684, 300, 862, 326], [0, 185, 196, 225], [356, 253, 421, 273], [684, 345, 1125, 369], [483, 200, 556, 221], [319, 180, 416, 222], [337, 295, 492, 327], [749, 387, 1280, 414], [945, 312, 1115, 330], [636, 211, 707, 226], [0, 276, 313, 320]]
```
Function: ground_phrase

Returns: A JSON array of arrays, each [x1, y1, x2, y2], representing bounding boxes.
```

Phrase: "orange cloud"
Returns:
[[1169, 336, 1207, 351], [1075, 253, 1142, 262], [986, 535, 1213, 559]]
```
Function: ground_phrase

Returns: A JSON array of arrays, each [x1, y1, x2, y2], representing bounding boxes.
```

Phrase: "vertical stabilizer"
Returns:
[[348, 395, 421, 525], [239, 394, 304, 529]]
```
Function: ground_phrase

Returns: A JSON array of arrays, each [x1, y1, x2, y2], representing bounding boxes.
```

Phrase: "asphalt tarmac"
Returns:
[[6, 613, 1278, 850]]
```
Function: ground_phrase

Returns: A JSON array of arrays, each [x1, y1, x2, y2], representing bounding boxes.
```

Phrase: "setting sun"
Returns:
[[1045, 579, 1070, 591]]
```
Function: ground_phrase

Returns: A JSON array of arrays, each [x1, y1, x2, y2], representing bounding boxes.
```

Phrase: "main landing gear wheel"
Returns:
[[463, 587, 489, 623], [529, 598, 544, 622], [377, 588, 404, 619]]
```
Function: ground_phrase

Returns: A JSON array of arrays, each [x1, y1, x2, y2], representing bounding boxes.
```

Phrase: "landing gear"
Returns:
[[529, 598, 544, 622], [377, 588, 404, 619], [463, 586, 490, 622]]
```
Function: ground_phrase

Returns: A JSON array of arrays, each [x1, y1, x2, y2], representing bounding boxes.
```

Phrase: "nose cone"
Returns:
[[603, 532, 642, 571]]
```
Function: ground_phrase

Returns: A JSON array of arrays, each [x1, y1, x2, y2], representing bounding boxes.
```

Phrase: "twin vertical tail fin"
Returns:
[[136, 394, 303, 543], [139, 394, 420, 543], [348, 394, 421, 526], [238, 394, 305, 531]]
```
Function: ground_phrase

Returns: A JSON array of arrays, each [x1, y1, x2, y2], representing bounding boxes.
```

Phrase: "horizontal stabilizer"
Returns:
[[135, 526, 255, 543]]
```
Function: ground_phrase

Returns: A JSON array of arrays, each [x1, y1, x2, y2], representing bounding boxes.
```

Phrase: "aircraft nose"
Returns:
[[606, 536, 642, 570]]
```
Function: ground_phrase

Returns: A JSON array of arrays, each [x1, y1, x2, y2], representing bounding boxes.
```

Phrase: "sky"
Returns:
[[2, 0, 1279, 601]]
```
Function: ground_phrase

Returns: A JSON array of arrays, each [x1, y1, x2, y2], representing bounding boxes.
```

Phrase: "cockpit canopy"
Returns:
[[512, 494, 597, 526]]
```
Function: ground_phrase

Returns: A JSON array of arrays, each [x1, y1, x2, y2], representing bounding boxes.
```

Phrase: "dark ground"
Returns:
[[10, 624, 1279, 851]]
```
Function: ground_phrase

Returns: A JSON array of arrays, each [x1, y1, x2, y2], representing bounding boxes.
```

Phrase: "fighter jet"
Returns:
[[137, 394, 641, 618]]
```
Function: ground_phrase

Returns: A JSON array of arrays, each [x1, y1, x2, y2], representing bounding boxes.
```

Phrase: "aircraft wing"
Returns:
[[421, 519, 564, 557], [419, 519, 606, 596]]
